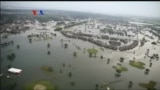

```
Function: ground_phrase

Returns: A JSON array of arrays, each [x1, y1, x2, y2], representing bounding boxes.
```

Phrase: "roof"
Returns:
[[8, 68, 22, 73]]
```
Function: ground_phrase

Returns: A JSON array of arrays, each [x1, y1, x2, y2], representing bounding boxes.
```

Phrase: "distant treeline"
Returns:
[[1, 9, 130, 24]]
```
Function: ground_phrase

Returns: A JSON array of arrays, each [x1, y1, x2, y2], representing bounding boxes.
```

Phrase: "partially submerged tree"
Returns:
[[100, 55, 103, 59], [29, 38, 32, 43], [68, 72, 72, 78], [64, 43, 68, 48], [7, 53, 16, 61], [128, 81, 133, 88], [120, 57, 124, 63], [47, 51, 51, 55], [73, 52, 77, 57], [107, 58, 110, 64], [70, 81, 75, 86], [47, 43, 50, 48], [17, 45, 20, 49]]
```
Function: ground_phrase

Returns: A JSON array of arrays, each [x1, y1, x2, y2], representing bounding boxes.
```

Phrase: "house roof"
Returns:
[[8, 68, 22, 73]]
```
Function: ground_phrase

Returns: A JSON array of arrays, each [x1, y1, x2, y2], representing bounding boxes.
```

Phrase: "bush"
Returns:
[[151, 42, 157, 45]]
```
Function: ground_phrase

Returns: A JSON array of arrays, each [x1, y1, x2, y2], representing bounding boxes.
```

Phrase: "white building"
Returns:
[[8, 68, 22, 74]]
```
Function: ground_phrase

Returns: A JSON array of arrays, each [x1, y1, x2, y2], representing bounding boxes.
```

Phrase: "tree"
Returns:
[[48, 66, 53, 72], [70, 81, 75, 86], [89, 53, 92, 57], [151, 42, 157, 45], [115, 73, 121, 77], [60, 69, 63, 73], [95, 84, 99, 88], [64, 43, 68, 48], [63, 63, 65, 67], [156, 57, 159, 61], [47, 51, 51, 55], [149, 63, 152, 67], [11, 40, 14, 45], [133, 57, 135, 60], [73, 52, 77, 57], [150, 56, 154, 60], [68, 72, 72, 78], [120, 57, 124, 63], [29, 38, 32, 43], [11, 53, 15, 58], [145, 69, 150, 74], [128, 81, 133, 88], [116, 69, 121, 73], [17, 45, 20, 49], [47, 43, 50, 48], [95, 84, 99, 90], [7, 53, 16, 61], [100, 55, 103, 59], [107, 58, 110, 64]]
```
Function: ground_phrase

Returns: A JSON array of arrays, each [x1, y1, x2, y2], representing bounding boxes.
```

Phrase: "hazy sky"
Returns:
[[1, 1, 160, 18]]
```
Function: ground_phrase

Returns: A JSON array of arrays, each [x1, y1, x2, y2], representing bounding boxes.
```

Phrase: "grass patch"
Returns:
[[25, 81, 56, 90], [112, 63, 128, 73], [41, 66, 53, 73], [129, 60, 145, 69], [139, 81, 157, 90], [87, 48, 98, 57], [100, 47, 104, 51]]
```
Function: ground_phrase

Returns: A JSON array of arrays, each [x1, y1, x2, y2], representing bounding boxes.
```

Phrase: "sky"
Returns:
[[1, 1, 160, 18]]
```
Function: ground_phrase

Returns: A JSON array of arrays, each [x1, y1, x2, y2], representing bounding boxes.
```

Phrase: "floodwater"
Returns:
[[1, 29, 160, 90]]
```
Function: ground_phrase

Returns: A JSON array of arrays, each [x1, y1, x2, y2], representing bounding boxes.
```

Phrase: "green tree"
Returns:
[[100, 55, 103, 59], [70, 81, 75, 86], [68, 72, 72, 78], [29, 38, 32, 43], [17, 45, 20, 49], [128, 81, 133, 88], [48, 66, 53, 72], [89, 53, 92, 57], [60, 69, 63, 73], [73, 52, 77, 57], [11, 40, 14, 45], [7, 53, 16, 61], [145, 69, 150, 74], [63, 63, 65, 67], [64, 43, 68, 48], [107, 58, 110, 64], [47, 43, 50, 48], [47, 51, 51, 55], [120, 57, 124, 63]]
